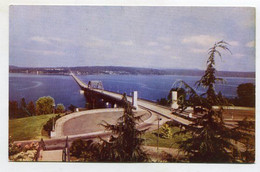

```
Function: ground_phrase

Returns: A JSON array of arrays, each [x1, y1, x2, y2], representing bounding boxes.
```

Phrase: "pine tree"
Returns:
[[98, 93, 149, 162], [27, 101, 36, 116], [175, 41, 251, 163], [9, 101, 19, 119], [19, 98, 28, 117]]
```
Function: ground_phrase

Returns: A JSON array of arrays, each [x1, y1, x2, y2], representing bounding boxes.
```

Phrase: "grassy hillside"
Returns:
[[9, 114, 57, 141]]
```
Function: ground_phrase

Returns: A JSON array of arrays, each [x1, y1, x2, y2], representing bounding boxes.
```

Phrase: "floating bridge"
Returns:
[[71, 73, 192, 126]]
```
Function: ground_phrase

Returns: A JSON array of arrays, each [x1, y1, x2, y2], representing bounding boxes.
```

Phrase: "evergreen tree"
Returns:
[[175, 41, 252, 162], [236, 83, 255, 107], [98, 93, 149, 162], [27, 101, 36, 116], [19, 98, 28, 117], [9, 101, 19, 119]]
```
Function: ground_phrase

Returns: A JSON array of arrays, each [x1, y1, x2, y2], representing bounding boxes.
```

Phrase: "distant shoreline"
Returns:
[[9, 66, 255, 78], [9, 72, 255, 79]]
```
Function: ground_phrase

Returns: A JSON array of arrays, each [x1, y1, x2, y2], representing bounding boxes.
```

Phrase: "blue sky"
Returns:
[[9, 6, 255, 72]]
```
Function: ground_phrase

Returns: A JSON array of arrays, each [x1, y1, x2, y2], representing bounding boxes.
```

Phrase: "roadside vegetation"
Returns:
[[9, 114, 58, 141], [9, 96, 66, 141], [157, 82, 255, 108], [9, 138, 39, 161], [143, 125, 191, 149], [70, 94, 149, 162], [9, 96, 65, 119], [61, 41, 255, 163], [43, 114, 64, 136], [170, 41, 254, 163], [9, 41, 255, 163]]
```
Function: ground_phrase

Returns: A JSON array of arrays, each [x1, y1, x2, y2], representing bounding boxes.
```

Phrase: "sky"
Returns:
[[9, 6, 255, 72]]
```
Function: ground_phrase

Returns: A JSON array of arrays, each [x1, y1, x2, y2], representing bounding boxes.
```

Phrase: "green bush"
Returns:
[[70, 139, 98, 161], [36, 96, 55, 115], [56, 104, 65, 113], [43, 114, 61, 136], [161, 124, 172, 139]]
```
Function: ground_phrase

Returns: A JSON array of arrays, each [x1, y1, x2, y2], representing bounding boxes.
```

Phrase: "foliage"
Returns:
[[143, 126, 190, 148], [156, 98, 168, 106], [9, 98, 33, 119], [68, 104, 77, 112], [9, 137, 22, 156], [70, 139, 99, 161], [156, 88, 186, 106], [19, 98, 28, 117], [36, 96, 55, 115], [43, 114, 61, 136], [9, 101, 19, 119], [174, 41, 253, 163], [236, 118, 255, 162], [56, 104, 65, 113], [9, 141, 39, 161], [236, 83, 255, 107], [167, 88, 186, 105], [98, 93, 149, 162], [161, 124, 172, 139], [27, 101, 36, 116], [9, 114, 57, 141]]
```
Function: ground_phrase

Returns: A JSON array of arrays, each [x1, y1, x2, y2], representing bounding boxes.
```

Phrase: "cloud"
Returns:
[[157, 37, 172, 43], [163, 45, 171, 50], [142, 50, 156, 55], [233, 53, 245, 58], [229, 41, 239, 46], [23, 49, 65, 56], [182, 35, 219, 47], [84, 37, 111, 48], [190, 48, 206, 54], [119, 40, 134, 46], [245, 41, 255, 48], [30, 36, 51, 44], [169, 56, 179, 60], [147, 41, 158, 46], [30, 36, 72, 45]]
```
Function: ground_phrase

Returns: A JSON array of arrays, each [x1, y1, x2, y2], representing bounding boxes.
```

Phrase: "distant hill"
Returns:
[[9, 65, 255, 78]]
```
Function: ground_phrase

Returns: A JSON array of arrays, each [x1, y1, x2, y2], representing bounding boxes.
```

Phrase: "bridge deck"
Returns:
[[71, 73, 192, 126]]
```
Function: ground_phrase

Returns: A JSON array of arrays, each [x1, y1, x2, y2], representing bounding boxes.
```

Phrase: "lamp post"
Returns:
[[52, 103, 55, 131], [157, 115, 162, 157]]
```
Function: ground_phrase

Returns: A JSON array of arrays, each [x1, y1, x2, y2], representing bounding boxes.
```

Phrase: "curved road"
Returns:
[[71, 73, 193, 126], [54, 108, 161, 138]]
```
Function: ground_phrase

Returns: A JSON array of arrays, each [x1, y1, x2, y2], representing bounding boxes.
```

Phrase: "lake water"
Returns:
[[9, 73, 255, 108]]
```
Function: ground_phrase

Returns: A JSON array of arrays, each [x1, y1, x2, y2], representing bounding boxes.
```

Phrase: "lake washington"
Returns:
[[9, 73, 255, 108]]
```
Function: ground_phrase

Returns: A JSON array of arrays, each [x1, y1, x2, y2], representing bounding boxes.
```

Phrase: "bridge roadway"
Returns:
[[71, 73, 192, 126]]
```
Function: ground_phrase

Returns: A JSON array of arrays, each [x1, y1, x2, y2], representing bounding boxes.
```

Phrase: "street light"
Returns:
[[157, 115, 162, 158], [52, 103, 56, 114], [52, 103, 55, 131]]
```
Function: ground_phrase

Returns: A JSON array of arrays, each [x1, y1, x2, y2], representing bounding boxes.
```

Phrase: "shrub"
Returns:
[[43, 114, 61, 136], [56, 104, 65, 113], [36, 96, 55, 115], [70, 139, 98, 161], [161, 124, 172, 139]]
